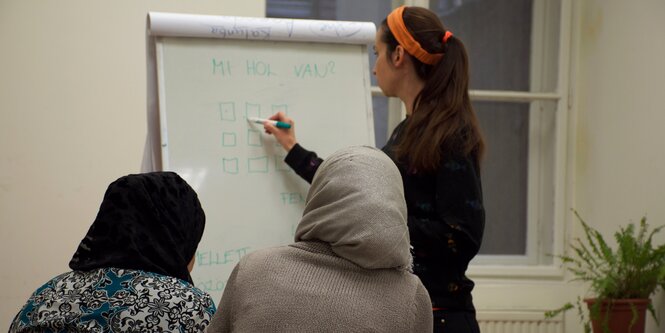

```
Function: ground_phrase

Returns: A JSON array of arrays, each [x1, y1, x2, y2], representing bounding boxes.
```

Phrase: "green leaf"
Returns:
[[548, 210, 665, 330]]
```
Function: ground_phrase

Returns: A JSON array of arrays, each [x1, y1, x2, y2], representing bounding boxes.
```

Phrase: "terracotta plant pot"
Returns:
[[584, 298, 649, 333]]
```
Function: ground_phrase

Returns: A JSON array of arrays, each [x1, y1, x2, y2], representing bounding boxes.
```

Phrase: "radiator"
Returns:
[[477, 311, 563, 333]]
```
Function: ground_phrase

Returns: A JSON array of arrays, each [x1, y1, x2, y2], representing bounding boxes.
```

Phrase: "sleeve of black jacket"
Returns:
[[284, 143, 323, 184]]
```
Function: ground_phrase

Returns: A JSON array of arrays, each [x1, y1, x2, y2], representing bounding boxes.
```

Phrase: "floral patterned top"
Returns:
[[9, 267, 216, 333]]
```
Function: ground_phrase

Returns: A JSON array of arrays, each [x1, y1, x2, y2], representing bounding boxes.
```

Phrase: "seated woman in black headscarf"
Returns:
[[9, 172, 216, 333]]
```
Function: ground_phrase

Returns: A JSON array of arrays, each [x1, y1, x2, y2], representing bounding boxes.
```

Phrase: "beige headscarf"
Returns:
[[295, 146, 412, 271]]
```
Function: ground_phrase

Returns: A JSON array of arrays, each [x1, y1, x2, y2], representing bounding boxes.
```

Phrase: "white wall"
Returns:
[[571, 0, 665, 331], [0, 0, 264, 327], [575, 0, 665, 230]]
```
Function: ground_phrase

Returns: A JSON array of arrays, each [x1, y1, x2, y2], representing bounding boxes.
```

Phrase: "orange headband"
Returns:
[[386, 6, 453, 65]]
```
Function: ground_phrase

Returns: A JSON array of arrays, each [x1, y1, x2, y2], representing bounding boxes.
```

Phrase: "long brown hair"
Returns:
[[381, 6, 485, 172]]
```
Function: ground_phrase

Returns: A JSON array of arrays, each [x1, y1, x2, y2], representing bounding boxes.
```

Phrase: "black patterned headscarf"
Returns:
[[69, 172, 205, 284]]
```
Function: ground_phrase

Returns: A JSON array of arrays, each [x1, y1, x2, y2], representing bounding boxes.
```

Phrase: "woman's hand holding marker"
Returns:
[[264, 111, 297, 151]]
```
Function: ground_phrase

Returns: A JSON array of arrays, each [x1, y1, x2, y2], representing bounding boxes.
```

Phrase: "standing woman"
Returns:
[[265, 6, 485, 333]]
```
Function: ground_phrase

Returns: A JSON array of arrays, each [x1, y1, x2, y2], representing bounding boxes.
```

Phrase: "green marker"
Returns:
[[248, 117, 292, 129]]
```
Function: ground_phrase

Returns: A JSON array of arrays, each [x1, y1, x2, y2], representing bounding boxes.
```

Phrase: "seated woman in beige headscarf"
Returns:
[[207, 146, 432, 333]]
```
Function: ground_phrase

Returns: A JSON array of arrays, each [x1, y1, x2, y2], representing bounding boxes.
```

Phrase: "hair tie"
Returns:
[[443, 30, 453, 43], [387, 6, 443, 65]]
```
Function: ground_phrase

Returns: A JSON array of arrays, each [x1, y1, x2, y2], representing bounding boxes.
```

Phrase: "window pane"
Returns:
[[474, 99, 557, 260], [430, 0, 560, 92], [475, 101, 529, 255]]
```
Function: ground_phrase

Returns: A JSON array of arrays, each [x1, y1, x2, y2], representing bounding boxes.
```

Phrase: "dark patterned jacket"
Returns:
[[9, 268, 216, 332], [284, 119, 485, 311]]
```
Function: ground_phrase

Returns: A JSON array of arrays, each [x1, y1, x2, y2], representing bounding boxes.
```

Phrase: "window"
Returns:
[[428, 0, 565, 267], [267, 0, 570, 269]]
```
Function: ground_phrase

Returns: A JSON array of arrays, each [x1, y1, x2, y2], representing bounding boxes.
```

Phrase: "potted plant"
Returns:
[[545, 210, 665, 333]]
